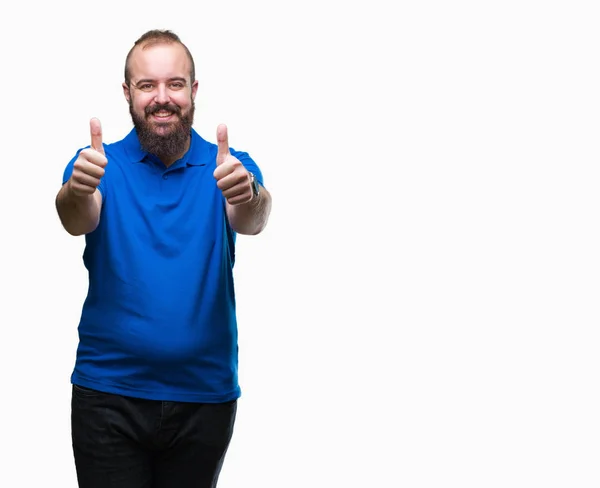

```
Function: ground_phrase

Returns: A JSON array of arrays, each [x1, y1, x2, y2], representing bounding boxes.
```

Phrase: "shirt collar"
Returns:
[[123, 127, 208, 167]]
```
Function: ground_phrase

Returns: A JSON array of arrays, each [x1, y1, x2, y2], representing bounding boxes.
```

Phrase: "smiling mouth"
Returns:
[[151, 111, 176, 120]]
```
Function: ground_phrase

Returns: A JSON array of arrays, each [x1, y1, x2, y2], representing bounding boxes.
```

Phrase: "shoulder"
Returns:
[[97, 128, 142, 170]]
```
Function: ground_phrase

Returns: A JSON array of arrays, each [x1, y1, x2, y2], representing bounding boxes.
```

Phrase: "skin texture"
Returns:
[[55, 119, 105, 236], [123, 43, 198, 166], [214, 123, 272, 234]]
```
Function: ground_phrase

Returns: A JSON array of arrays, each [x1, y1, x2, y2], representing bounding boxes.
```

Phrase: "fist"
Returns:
[[213, 124, 254, 206], [68, 118, 108, 197]]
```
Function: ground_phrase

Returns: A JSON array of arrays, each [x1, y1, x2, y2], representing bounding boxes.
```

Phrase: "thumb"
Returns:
[[216, 123, 229, 166], [90, 117, 105, 156]]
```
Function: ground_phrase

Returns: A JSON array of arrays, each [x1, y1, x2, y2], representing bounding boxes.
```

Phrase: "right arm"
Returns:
[[56, 118, 107, 236], [56, 185, 103, 236]]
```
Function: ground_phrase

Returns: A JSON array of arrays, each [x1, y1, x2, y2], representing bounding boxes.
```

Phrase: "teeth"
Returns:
[[155, 112, 172, 117]]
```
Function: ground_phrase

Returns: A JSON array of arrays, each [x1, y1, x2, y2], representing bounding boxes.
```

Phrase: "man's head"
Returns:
[[123, 30, 198, 161]]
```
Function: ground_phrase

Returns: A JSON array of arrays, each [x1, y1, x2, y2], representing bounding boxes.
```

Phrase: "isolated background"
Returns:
[[1, 0, 599, 486]]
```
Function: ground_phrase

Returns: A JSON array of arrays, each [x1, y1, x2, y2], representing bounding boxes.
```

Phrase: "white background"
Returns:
[[1, 0, 599, 486]]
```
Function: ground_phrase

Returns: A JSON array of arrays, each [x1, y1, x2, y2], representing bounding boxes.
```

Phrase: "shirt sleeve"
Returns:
[[230, 147, 266, 189]]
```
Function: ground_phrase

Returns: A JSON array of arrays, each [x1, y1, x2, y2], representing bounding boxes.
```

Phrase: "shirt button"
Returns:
[[162, 174, 168, 180]]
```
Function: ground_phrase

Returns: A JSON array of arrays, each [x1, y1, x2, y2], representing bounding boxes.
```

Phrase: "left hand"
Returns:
[[213, 124, 253, 206]]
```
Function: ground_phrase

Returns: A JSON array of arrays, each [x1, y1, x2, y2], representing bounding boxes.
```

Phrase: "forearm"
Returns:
[[226, 186, 272, 235], [55, 182, 102, 236]]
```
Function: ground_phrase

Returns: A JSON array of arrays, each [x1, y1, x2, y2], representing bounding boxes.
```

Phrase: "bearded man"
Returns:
[[55, 29, 272, 488]]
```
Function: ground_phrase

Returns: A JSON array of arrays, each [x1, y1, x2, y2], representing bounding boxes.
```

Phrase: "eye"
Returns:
[[170, 82, 185, 90], [137, 83, 154, 92]]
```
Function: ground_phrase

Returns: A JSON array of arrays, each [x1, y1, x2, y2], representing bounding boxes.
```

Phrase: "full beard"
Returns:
[[130, 100, 195, 159]]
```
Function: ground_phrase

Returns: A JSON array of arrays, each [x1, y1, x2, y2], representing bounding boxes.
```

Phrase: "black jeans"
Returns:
[[71, 384, 237, 488]]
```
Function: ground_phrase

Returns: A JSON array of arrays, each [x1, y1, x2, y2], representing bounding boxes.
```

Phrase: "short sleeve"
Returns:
[[230, 147, 265, 189]]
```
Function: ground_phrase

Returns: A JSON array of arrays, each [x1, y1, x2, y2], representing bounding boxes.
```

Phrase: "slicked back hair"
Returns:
[[124, 29, 196, 87]]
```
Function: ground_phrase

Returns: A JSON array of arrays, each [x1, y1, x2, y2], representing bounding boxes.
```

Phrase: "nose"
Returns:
[[154, 83, 170, 104]]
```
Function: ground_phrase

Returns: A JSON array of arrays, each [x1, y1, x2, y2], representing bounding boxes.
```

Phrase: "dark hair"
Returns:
[[124, 29, 196, 86]]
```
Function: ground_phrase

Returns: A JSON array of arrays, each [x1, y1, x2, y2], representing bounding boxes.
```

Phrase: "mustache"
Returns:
[[145, 103, 181, 116]]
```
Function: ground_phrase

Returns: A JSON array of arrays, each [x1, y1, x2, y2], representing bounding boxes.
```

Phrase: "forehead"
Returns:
[[128, 43, 191, 81]]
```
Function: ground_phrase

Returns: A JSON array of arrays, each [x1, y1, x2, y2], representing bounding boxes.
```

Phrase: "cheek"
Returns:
[[171, 92, 192, 109], [131, 94, 152, 112]]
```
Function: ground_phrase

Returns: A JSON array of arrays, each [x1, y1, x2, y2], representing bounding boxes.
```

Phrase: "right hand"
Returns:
[[68, 118, 108, 197]]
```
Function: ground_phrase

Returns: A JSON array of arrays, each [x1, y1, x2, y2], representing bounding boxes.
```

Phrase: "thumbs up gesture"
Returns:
[[68, 118, 108, 197], [213, 124, 254, 206]]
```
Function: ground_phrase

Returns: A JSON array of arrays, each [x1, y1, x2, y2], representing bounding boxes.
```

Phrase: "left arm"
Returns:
[[225, 184, 272, 235], [213, 124, 273, 235]]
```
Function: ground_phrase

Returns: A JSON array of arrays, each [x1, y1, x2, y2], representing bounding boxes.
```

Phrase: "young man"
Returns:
[[56, 29, 272, 487]]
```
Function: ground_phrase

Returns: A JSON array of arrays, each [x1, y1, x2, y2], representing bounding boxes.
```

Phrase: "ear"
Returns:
[[191, 80, 199, 100], [123, 82, 131, 103]]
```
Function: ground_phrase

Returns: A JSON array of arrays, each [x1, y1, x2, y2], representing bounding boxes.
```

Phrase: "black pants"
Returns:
[[71, 384, 237, 488]]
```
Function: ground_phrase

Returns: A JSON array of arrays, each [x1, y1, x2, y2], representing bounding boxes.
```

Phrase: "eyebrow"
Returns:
[[134, 77, 188, 85]]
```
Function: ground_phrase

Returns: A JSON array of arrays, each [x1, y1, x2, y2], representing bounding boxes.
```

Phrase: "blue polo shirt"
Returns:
[[62, 128, 263, 402]]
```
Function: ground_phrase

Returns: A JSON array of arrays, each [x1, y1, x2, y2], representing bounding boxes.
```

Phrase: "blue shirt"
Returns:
[[62, 128, 263, 402]]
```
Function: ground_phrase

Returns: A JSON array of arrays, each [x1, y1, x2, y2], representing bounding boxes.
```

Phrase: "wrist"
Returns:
[[66, 179, 94, 202], [249, 172, 260, 201]]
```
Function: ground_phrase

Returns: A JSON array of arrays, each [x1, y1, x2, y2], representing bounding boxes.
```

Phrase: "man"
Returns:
[[55, 29, 272, 488]]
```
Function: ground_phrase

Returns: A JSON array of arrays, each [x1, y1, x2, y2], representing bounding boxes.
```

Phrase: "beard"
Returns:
[[129, 98, 195, 159]]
